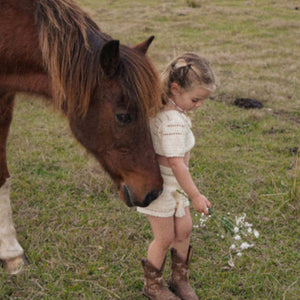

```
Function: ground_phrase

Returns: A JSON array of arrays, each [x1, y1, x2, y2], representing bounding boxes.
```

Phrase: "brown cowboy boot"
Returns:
[[168, 246, 199, 300], [141, 258, 180, 300]]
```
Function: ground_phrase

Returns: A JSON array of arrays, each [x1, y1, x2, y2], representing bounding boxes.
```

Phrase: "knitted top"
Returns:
[[150, 110, 195, 157]]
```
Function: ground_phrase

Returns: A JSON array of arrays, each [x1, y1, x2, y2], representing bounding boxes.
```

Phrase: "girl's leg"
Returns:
[[169, 207, 199, 299], [142, 215, 180, 299], [172, 207, 193, 260], [147, 215, 175, 269]]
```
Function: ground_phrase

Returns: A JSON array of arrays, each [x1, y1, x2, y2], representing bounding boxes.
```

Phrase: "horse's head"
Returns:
[[69, 36, 163, 207], [35, 1, 163, 207]]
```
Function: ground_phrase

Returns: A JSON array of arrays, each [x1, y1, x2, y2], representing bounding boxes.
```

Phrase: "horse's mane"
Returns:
[[35, 0, 161, 118], [118, 47, 161, 119]]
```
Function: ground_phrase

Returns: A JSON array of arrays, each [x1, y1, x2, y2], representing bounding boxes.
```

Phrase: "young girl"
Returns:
[[138, 53, 216, 300]]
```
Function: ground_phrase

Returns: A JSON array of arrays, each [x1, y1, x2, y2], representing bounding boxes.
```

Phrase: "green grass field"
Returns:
[[1, 0, 299, 299]]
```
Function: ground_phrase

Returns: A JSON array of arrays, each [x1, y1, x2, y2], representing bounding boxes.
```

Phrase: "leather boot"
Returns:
[[141, 257, 180, 300], [168, 246, 199, 300]]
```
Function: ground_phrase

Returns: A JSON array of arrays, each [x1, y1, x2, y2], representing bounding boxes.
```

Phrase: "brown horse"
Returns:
[[0, 0, 163, 274]]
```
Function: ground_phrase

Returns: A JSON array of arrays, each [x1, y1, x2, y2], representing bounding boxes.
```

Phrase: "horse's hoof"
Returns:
[[2, 254, 29, 275]]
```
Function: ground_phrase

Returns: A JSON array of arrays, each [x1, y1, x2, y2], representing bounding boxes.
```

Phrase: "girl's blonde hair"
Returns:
[[161, 53, 216, 104]]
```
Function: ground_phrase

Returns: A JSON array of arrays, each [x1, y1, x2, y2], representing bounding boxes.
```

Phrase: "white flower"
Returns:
[[253, 229, 259, 238], [245, 222, 253, 228], [247, 227, 252, 234], [234, 227, 239, 233], [235, 213, 246, 226], [230, 244, 236, 251], [221, 235, 225, 239], [228, 258, 235, 268], [240, 242, 254, 250], [234, 235, 241, 240], [236, 252, 242, 257]]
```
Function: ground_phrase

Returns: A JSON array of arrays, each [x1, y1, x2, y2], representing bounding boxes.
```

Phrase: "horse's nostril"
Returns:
[[144, 189, 162, 207], [122, 186, 162, 207]]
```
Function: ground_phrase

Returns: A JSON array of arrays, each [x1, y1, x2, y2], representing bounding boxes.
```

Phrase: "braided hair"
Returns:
[[161, 53, 216, 104]]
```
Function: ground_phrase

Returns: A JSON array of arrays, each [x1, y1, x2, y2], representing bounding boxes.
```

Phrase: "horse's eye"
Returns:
[[115, 113, 132, 125]]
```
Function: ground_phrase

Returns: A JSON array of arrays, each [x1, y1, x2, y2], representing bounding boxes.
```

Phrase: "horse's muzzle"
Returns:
[[122, 185, 162, 207]]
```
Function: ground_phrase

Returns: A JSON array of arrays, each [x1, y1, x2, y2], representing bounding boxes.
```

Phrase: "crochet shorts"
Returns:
[[137, 165, 189, 218]]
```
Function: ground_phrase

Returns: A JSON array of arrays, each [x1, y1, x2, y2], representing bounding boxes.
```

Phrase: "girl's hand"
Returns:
[[191, 194, 211, 215]]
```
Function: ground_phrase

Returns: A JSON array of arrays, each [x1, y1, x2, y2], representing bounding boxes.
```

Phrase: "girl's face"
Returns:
[[171, 83, 212, 112]]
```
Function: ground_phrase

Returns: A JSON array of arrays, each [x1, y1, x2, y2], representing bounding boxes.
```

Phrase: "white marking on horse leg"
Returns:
[[0, 179, 24, 260]]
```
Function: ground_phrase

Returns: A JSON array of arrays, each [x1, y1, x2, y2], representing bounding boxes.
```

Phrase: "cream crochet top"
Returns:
[[150, 110, 195, 157]]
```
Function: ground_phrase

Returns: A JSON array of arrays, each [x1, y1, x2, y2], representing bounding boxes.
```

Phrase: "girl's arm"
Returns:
[[167, 156, 211, 215]]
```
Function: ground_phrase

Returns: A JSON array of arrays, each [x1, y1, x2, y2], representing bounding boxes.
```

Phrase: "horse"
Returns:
[[0, 0, 163, 274]]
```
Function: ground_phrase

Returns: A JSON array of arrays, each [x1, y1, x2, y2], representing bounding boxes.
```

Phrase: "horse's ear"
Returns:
[[100, 40, 120, 77], [134, 35, 155, 54]]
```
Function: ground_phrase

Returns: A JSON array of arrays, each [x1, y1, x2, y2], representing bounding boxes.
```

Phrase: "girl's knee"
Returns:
[[176, 230, 192, 242], [155, 234, 175, 250], [175, 219, 193, 242]]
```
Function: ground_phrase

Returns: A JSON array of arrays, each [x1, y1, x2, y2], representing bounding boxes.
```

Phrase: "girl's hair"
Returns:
[[161, 53, 216, 104]]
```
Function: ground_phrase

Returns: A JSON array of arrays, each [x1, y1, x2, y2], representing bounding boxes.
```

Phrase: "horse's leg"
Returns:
[[0, 92, 27, 274]]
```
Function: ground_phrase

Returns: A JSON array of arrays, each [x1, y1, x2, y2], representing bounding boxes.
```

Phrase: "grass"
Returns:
[[1, 0, 299, 299]]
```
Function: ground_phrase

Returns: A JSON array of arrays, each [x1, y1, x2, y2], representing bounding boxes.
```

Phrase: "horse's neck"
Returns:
[[0, 0, 52, 98]]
